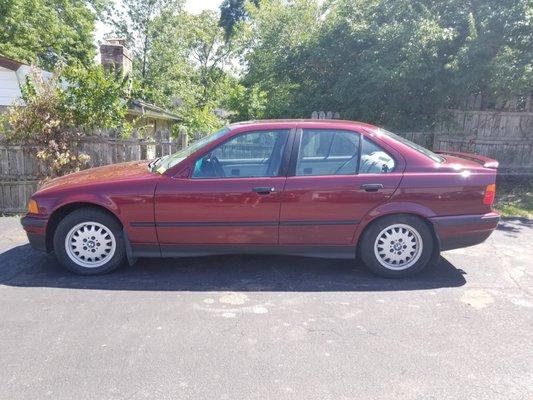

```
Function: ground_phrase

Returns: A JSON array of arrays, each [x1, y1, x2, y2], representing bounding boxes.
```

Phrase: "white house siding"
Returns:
[[0, 66, 22, 106]]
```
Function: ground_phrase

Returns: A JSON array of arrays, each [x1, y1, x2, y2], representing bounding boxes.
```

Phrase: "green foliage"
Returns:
[[177, 106, 225, 139], [225, 84, 267, 121], [242, 0, 323, 118], [0, 0, 107, 69], [1, 65, 131, 178], [241, 0, 533, 130], [219, 0, 261, 38], [110, 0, 185, 82], [110, 5, 244, 135], [494, 176, 533, 218], [62, 64, 132, 133]]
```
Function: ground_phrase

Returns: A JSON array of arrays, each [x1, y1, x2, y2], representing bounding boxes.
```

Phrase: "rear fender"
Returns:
[[353, 201, 437, 244]]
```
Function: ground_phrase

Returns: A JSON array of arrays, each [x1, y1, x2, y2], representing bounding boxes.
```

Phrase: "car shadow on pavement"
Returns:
[[497, 218, 532, 236], [0, 244, 467, 292]]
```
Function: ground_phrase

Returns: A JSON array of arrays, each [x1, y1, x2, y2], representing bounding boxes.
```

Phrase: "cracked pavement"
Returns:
[[0, 216, 532, 399]]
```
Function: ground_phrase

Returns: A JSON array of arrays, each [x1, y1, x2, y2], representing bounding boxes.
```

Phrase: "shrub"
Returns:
[[1, 64, 131, 179]]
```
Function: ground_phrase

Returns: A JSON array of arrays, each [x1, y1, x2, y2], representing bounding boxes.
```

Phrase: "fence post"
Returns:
[[180, 130, 188, 150]]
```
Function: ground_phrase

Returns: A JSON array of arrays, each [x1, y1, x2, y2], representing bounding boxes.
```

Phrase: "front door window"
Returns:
[[193, 130, 290, 179]]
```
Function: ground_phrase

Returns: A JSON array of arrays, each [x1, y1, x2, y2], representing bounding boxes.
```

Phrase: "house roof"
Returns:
[[0, 54, 25, 71], [0, 54, 52, 106], [128, 99, 181, 121]]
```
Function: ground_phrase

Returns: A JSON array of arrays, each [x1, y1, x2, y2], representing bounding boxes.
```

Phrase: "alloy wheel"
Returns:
[[373, 223, 423, 271], [64, 221, 117, 268]]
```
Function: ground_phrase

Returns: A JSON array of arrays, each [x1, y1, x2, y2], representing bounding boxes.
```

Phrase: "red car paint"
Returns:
[[21, 120, 500, 259]]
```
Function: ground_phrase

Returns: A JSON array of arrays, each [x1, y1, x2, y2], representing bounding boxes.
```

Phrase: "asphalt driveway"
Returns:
[[0, 216, 532, 399]]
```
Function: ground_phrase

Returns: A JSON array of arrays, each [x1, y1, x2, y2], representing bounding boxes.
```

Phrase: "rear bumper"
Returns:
[[430, 212, 500, 251], [21, 215, 49, 252]]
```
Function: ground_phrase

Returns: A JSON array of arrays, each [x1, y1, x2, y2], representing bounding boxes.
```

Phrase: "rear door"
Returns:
[[279, 128, 404, 245]]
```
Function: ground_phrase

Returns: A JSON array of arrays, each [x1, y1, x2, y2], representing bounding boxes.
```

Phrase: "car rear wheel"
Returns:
[[53, 208, 126, 275], [359, 215, 434, 278]]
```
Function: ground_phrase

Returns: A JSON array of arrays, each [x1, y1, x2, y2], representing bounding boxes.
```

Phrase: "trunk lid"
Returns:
[[435, 151, 499, 170]]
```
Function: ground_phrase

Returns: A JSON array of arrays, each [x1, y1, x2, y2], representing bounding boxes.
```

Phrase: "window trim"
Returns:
[[287, 128, 398, 177], [189, 128, 295, 179]]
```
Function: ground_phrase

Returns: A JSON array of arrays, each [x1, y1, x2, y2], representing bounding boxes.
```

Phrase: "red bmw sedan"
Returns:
[[21, 120, 500, 277]]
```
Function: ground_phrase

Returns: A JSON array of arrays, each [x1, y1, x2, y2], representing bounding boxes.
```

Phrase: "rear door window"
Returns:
[[296, 129, 360, 176]]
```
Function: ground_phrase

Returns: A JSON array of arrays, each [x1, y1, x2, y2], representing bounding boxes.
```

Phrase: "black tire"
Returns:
[[53, 207, 126, 275], [359, 214, 435, 278]]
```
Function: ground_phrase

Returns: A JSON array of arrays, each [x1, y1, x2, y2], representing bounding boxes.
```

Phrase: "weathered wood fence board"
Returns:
[[400, 132, 434, 148], [0, 135, 185, 213], [0, 180, 39, 214], [434, 110, 533, 172], [435, 109, 533, 138]]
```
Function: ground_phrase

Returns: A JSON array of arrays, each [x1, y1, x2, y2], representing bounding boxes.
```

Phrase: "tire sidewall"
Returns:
[[360, 215, 434, 278], [53, 208, 126, 275]]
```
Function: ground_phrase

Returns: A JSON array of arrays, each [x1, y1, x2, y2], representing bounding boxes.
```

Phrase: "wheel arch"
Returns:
[[356, 211, 441, 258], [45, 202, 124, 252]]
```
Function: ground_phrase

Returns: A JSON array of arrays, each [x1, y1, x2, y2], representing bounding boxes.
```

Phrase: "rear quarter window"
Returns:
[[359, 137, 396, 174]]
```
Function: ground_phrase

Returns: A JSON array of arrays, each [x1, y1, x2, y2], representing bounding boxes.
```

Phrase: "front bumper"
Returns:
[[430, 212, 500, 251], [21, 214, 49, 252]]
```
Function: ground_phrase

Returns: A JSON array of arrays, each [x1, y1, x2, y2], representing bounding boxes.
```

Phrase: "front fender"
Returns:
[[39, 192, 123, 225]]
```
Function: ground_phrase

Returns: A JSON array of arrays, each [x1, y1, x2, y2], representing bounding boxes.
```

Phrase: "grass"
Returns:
[[493, 175, 533, 218]]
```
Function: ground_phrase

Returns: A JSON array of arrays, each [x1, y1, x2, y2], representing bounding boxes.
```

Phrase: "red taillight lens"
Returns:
[[483, 183, 496, 205]]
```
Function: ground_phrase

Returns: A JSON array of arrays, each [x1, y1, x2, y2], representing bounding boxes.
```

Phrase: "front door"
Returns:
[[155, 129, 291, 249], [279, 128, 404, 245]]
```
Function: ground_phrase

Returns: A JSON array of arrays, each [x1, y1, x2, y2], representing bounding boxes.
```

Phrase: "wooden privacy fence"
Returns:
[[2, 109, 532, 213], [0, 134, 186, 214], [434, 109, 533, 173]]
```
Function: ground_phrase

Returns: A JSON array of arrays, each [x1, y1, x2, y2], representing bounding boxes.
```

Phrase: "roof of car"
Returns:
[[229, 119, 378, 131]]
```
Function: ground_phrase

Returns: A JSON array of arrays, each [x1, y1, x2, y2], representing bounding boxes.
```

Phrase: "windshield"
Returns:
[[154, 127, 230, 173], [379, 128, 444, 163]]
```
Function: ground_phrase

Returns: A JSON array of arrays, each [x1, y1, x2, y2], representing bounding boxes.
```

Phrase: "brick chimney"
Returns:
[[100, 38, 132, 77]]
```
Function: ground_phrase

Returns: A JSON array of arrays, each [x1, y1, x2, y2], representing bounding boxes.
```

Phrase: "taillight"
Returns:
[[483, 183, 496, 205]]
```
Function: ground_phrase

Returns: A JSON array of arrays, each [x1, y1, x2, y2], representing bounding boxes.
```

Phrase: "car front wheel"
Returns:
[[359, 215, 435, 278], [53, 208, 126, 275]]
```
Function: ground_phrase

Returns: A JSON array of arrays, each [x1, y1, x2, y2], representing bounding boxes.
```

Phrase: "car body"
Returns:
[[21, 119, 500, 277]]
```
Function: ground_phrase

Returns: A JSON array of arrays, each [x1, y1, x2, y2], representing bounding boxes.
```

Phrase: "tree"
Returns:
[[110, 0, 185, 83], [0, 0, 108, 69], [110, 4, 245, 135], [175, 11, 246, 134], [219, 0, 260, 38], [449, 0, 532, 108], [240, 0, 532, 129], [241, 0, 323, 118]]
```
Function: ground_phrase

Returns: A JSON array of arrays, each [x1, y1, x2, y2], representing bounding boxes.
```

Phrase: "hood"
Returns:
[[37, 161, 154, 194]]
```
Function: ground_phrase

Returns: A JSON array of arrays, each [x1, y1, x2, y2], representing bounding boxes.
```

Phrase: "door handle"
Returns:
[[252, 187, 275, 195], [360, 183, 384, 192]]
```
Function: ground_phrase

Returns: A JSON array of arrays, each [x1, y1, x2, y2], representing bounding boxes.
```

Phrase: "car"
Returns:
[[21, 119, 500, 277]]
